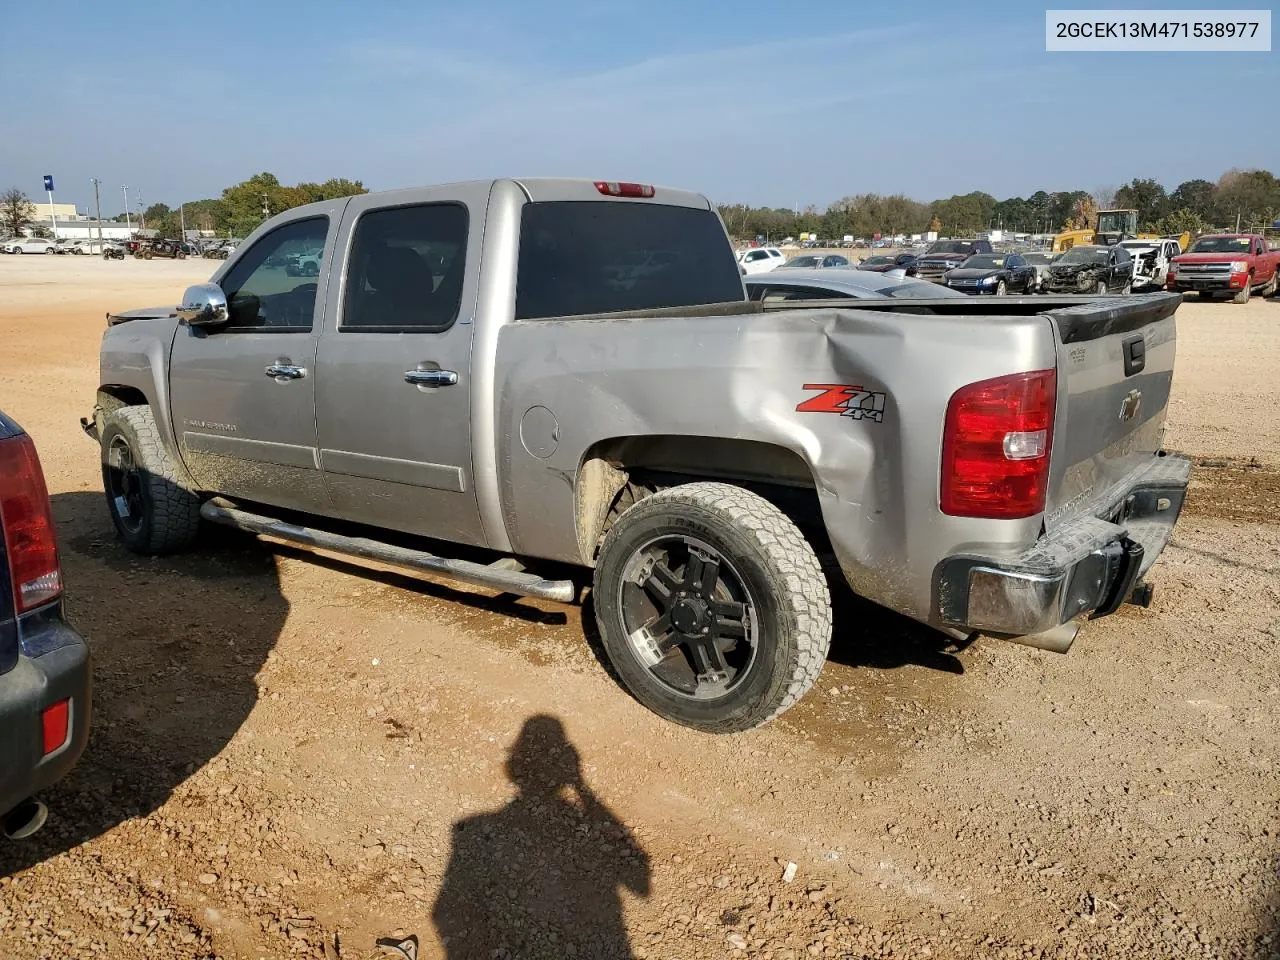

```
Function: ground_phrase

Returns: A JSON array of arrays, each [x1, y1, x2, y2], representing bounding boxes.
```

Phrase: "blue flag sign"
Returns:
[[42, 175, 54, 192]]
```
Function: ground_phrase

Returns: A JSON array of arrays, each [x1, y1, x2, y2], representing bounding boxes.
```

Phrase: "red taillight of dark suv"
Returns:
[[940, 369, 1057, 520], [0, 433, 62, 614]]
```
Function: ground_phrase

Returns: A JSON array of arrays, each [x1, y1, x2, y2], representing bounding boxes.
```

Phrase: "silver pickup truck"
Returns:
[[85, 178, 1190, 733]]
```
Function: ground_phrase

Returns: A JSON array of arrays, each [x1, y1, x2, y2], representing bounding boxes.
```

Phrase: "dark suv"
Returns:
[[915, 239, 995, 283], [0, 411, 90, 840]]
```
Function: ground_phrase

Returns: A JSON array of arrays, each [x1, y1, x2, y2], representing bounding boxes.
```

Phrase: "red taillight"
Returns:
[[941, 369, 1057, 519], [0, 434, 62, 613], [42, 699, 69, 755], [593, 181, 656, 198]]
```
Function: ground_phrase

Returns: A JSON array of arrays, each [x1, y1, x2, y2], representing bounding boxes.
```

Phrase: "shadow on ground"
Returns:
[[0, 491, 286, 878], [432, 715, 649, 959]]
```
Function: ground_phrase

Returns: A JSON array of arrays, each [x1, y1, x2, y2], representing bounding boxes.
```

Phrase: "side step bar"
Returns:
[[199, 500, 576, 603]]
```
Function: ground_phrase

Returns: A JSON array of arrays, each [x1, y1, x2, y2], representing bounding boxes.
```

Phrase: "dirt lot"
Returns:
[[1, 254, 1278, 960]]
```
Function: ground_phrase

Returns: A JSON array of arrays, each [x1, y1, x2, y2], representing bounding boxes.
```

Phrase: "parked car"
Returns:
[[915, 239, 996, 283], [943, 253, 1037, 296], [1044, 245, 1133, 295], [858, 253, 918, 276], [67, 239, 103, 255], [52, 239, 79, 255], [3, 238, 57, 255], [135, 239, 188, 260], [1022, 252, 1057, 292], [285, 250, 324, 277], [737, 247, 785, 276], [1166, 234, 1280, 304], [1117, 239, 1181, 292], [0, 410, 90, 840], [778, 254, 850, 269], [745, 269, 966, 302], [85, 176, 1190, 733]]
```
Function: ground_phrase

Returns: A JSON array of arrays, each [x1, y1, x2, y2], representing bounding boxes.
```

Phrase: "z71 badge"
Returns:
[[796, 384, 887, 422]]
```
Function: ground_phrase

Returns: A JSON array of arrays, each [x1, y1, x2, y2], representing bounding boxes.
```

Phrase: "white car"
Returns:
[[737, 246, 785, 275], [3, 238, 57, 255], [1118, 238, 1182, 291]]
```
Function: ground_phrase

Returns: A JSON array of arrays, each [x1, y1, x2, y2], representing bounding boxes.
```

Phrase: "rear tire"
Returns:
[[1233, 276, 1251, 304], [593, 482, 831, 733], [100, 406, 202, 555]]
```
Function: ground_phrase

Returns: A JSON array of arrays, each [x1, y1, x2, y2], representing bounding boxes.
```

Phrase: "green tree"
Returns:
[[1152, 208, 1209, 239], [0, 187, 36, 237], [1215, 169, 1280, 230], [1113, 178, 1169, 229], [1169, 179, 1216, 221]]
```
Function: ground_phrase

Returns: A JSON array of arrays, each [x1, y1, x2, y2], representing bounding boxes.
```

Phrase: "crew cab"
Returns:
[[1167, 234, 1280, 304], [915, 239, 995, 283], [0, 411, 90, 840], [85, 177, 1190, 733]]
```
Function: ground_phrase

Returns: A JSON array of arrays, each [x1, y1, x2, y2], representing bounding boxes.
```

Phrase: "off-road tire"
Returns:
[[593, 482, 831, 733], [100, 406, 201, 555], [1233, 276, 1251, 304]]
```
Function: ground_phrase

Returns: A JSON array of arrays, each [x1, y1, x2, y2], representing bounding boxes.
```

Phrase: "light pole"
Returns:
[[137, 191, 145, 231], [122, 185, 132, 233], [90, 178, 103, 243]]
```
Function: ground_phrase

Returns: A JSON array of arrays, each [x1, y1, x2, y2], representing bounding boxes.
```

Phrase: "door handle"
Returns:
[[265, 363, 307, 381], [404, 369, 458, 387]]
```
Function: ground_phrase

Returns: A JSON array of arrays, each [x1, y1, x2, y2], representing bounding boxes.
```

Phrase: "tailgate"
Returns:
[[1042, 293, 1180, 529]]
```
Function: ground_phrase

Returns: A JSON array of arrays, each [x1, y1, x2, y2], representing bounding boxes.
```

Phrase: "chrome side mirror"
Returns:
[[177, 282, 229, 327]]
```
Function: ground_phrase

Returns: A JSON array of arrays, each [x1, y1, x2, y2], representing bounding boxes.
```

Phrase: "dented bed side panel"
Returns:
[[492, 307, 1056, 624]]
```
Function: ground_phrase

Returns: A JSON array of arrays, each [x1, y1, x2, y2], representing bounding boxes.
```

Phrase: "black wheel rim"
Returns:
[[617, 535, 759, 701], [106, 435, 145, 535]]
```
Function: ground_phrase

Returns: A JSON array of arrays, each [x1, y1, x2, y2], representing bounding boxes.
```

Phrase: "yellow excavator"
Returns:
[[1052, 209, 1190, 254]]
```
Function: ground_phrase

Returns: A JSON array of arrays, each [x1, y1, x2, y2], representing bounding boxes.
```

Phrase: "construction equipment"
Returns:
[[1052, 209, 1190, 255]]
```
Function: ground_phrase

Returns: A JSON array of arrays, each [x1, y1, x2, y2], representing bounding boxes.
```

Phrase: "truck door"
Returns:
[[314, 184, 489, 547], [168, 211, 339, 513]]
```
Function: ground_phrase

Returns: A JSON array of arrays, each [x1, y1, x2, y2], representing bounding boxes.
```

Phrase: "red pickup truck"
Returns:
[[1167, 233, 1280, 303]]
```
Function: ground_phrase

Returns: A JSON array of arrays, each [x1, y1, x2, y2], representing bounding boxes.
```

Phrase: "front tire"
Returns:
[[1095, 279, 1107, 295], [593, 482, 831, 733], [100, 406, 202, 555], [995, 280, 1006, 296], [1121, 281, 1132, 295], [1234, 276, 1251, 304]]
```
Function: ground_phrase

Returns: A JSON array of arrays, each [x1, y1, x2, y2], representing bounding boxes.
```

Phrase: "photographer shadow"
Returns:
[[432, 715, 650, 959]]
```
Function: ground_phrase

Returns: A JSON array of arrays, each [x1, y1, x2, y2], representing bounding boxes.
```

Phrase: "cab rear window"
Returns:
[[515, 202, 745, 320]]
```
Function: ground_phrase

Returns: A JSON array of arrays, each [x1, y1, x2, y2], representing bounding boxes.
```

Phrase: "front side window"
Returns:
[[342, 203, 469, 332], [220, 217, 329, 331]]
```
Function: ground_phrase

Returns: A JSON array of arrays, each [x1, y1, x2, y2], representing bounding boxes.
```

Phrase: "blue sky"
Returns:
[[2, 0, 1275, 216]]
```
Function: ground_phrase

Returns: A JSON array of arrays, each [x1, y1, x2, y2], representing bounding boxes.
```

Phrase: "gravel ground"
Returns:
[[0, 255, 1278, 960]]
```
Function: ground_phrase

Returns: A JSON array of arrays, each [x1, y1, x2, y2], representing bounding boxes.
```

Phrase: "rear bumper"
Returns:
[[934, 453, 1190, 639], [0, 618, 92, 818]]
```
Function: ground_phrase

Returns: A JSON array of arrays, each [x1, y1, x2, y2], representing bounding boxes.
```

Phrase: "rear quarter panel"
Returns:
[[493, 307, 1055, 624]]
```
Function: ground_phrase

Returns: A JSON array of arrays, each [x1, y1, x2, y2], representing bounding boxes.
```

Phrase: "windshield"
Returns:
[[515, 201, 745, 319], [1187, 236, 1252, 253], [1059, 247, 1108, 265], [961, 255, 1004, 269], [1096, 211, 1136, 235], [781, 256, 822, 268], [925, 241, 974, 255]]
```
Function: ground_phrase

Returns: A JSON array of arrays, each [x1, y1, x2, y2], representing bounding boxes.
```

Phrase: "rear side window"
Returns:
[[515, 201, 745, 320], [342, 203, 468, 333]]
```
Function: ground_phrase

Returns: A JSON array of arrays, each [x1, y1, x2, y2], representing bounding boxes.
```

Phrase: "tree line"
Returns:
[[0, 173, 369, 240], [717, 168, 1280, 241]]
